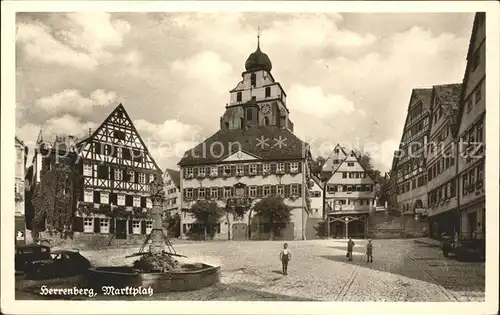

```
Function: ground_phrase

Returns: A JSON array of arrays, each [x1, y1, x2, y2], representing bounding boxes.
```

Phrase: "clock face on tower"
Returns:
[[260, 104, 272, 116]]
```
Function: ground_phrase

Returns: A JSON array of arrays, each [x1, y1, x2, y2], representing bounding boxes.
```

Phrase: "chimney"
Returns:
[[88, 128, 92, 136]]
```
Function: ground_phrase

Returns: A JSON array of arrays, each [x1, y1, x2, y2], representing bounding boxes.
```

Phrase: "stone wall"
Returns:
[[37, 231, 147, 249], [305, 217, 324, 240], [367, 212, 429, 239]]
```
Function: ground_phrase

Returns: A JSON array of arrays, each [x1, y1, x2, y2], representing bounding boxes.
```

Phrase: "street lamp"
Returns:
[[345, 217, 349, 239]]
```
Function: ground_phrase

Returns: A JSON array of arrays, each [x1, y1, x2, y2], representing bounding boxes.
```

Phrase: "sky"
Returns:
[[15, 12, 475, 173]]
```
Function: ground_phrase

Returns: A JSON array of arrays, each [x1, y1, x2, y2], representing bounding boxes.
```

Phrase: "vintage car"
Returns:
[[441, 233, 485, 262], [15, 244, 53, 272], [23, 249, 92, 280]]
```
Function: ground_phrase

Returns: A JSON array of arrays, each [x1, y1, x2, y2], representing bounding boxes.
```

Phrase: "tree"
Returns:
[[187, 200, 224, 240], [31, 155, 82, 237], [252, 195, 292, 240], [163, 212, 181, 238], [310, 156, 326, 175]]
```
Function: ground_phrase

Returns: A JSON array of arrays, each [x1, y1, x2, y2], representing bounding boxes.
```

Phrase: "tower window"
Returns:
[[265, 87, 271, 98], [225, 122, 229, 129], [264, 117, 269, 125], [251, 73, 256, 87], [246, 108, 253, 120], [236, 92, 242, 102]]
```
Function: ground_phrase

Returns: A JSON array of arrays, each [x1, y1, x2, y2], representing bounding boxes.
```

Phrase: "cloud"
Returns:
[[16, 115, 97, 162], [16, 13, 132, 70], [288, 84, 355, 117], [171, 51, 234, 83], [16, 22, 98, 70], [134, 119, 202, 169], [34, 89, 117, 115]]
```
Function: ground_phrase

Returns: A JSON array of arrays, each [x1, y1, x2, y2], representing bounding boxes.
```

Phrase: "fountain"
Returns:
[[86, 176, 220, 293]]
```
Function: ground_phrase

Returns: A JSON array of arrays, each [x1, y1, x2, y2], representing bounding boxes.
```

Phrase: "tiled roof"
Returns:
[[412, 88, 433, 110], [165, 168, 181, 189], [178, 126, 309, 167], [433, 83, 462, 124]]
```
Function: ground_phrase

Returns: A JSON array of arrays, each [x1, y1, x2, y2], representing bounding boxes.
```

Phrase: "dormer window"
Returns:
[[236, 92, 242, 102]]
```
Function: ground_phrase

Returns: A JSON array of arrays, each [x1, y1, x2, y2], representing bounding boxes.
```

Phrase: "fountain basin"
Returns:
[[86, 264, 220, 293]]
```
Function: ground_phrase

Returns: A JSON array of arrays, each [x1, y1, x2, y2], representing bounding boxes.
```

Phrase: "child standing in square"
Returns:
[[280, 243, 291, 275], [366, 239, 373, 263]]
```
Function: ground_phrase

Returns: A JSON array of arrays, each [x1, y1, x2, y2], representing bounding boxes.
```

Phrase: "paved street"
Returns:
[[16, 239, 484, 301]]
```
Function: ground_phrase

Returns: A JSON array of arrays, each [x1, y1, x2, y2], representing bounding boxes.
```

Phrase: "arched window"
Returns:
[[264, 116, 269, 125]]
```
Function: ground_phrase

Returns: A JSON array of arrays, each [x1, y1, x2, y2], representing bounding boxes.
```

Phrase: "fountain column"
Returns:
[[149, 193, 165, 254]]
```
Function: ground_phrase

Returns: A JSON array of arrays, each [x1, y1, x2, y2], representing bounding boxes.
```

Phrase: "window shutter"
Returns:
[[193, 188, 199, 199], [218, 187, 223, 199], [245, 186, 249, 197], [284, 185, 291, 197], [270, 163, 277, 174], [125, 195, 133, 206], [94, 218, 101, 233], [206, 166, 210, 175], [285, 162, 290, 173], [110, 219, 115, 234], [218, 166, 223, 176], [141, 221, 146, 234], [298, 162, 303, 173], [134, 172, 139, 183], [110, 193, 117, 205], [243, 164, 249, 175], [93, 191, 100, 204], [271, 185, 277, 196], [231, 165, 236, 176], [109, 167, 115, 180], [193, 167, 198, 177], [298, 184, 302, 197], [141, 197, 146, 208], [73, 217, 83, 232], [128, 219, 133, 234], [257, 164, 263, 174]]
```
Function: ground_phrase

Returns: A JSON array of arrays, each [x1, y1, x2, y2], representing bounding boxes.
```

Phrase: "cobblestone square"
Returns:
[[17, 238, 483, 301]]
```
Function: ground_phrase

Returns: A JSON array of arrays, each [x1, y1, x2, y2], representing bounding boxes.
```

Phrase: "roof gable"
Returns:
[[326, 149, 375, 184], [78, 103, 161, 173], [164, 168, 180, 189], [219, 150, 261, 162], [321, 144, 348, 173]]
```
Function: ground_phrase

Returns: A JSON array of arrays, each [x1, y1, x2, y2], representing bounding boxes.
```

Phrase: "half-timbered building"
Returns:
[[455, 12, 485, 239], [394, 88, 433, 217], [178, 36, 312, 240], [323, 144, 376, 239], [425, 83, 462, 238], [31, 104, 162, 244]]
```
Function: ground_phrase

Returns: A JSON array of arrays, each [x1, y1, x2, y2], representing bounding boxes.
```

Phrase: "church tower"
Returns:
[[220, 35, 294, 132]]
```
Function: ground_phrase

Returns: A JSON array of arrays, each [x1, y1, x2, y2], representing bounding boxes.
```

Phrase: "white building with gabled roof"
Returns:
[[323, 144, 376, 238]]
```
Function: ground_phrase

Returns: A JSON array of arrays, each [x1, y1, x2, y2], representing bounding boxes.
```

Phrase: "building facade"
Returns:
[[163, 168, 181, 216], [178, 37, 312, 240], [394, 88, 432, 217], [455, 12, 485, 239], [31, 104, 162, 244], [426, 84, 462, 238], [323, 144, 376, 239], [15, 136, 28, 245]]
